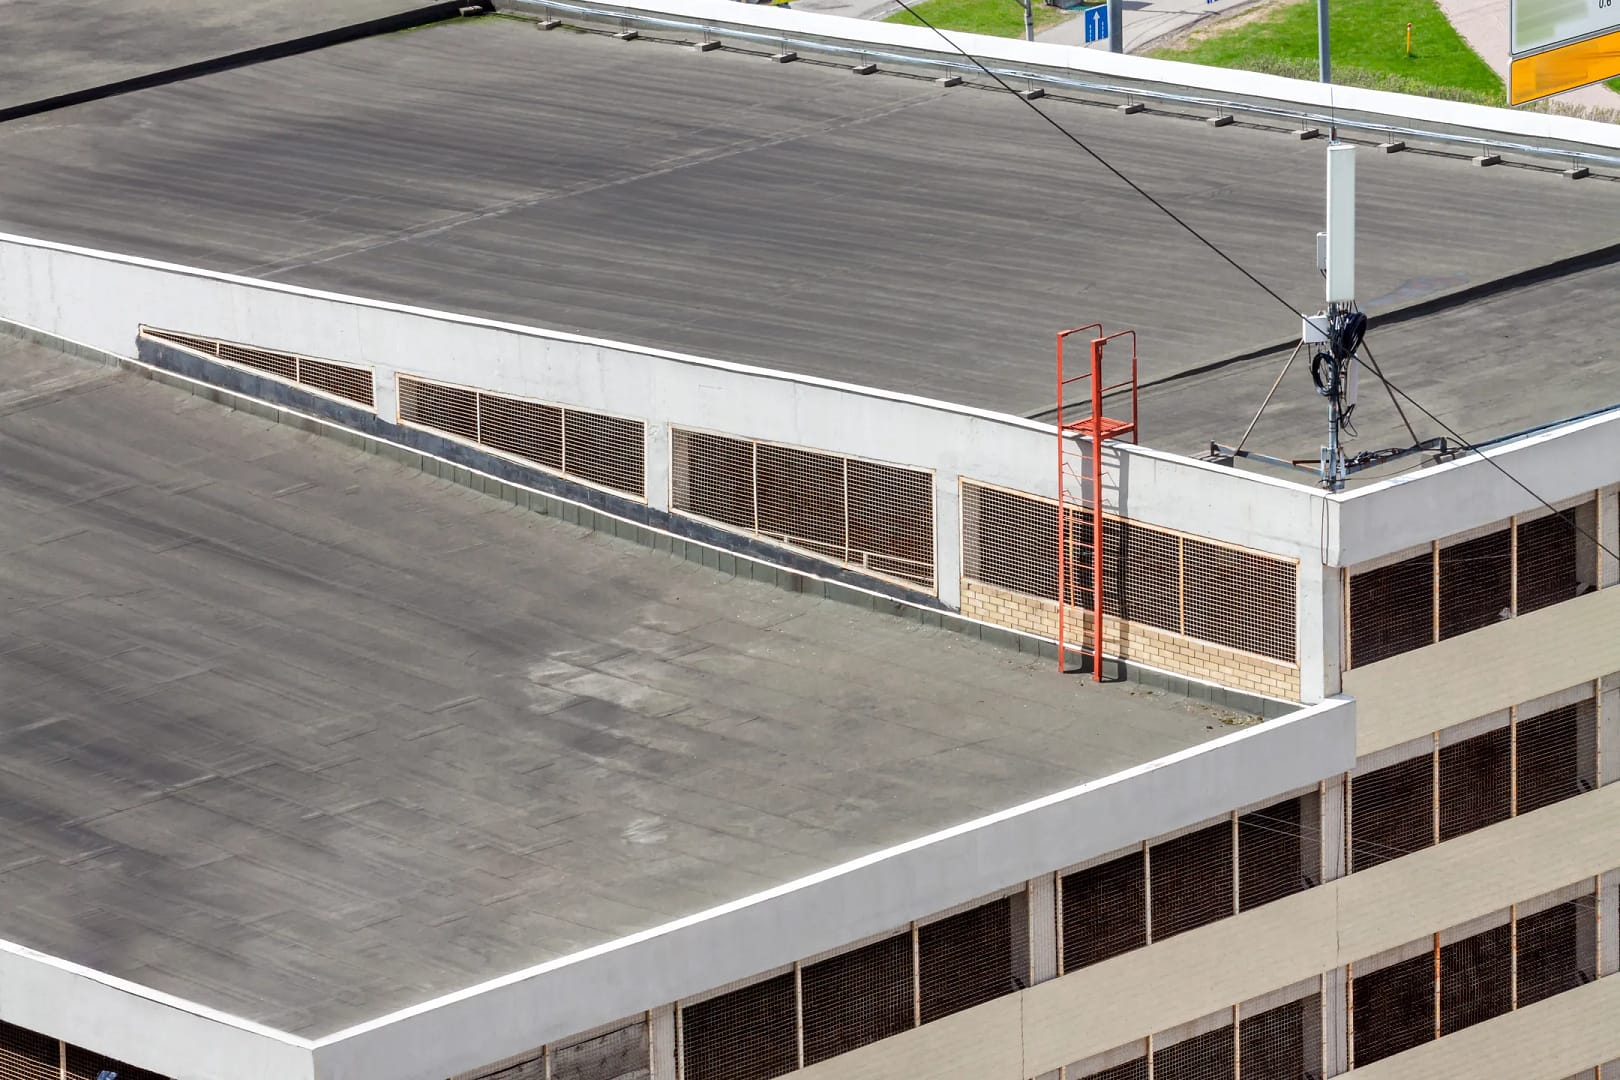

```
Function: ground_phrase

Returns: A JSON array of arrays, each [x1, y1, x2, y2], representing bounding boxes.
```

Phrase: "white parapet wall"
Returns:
[[0, 231, 1328, 575]]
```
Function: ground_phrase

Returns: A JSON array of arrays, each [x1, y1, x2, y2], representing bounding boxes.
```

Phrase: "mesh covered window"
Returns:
[[0, 1022, 58, 1080], [960, 482, 1059, 601], [1440, 922, 1512, 1034], [399, 376, 478, 441], [399, 375, 646, 498], [1517, 510, 1580, 615], [1152, 1025, 1234, 1080], [1239, 797, 1311, 912], [1438, 727, 1511, 842], [1239, 997, 1317, 1080], [1351, 952, 1434, 1067], [64, 1044, 169, 1080], [962, 482, 1296, 661], [917, 898, 1013, 1024], [1350, 755, 1434, 873], [1061, 851, 1146, 971], [1183, 539, 1297, 662], [1516, 900, 1586, 1008], [480, 392, 563, 472], [1438, 529, 1512, 640], [1349, 552, 1433, 668], [144, 327, 375, 407], [457, 1052, 546, 1080], [1071, 1057, 1147, 1080], [553, 1020, 649, 1080], [1149, 822, 1232, 941], [801, 933, 914, 1065], [680, 973, 797, 1080], [1518, 703, 1585, 815], [673, 430, 935, 590], [672, 430, 754, 530]]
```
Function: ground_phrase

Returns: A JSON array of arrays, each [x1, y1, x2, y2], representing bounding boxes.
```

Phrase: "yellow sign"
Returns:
[[1510, 25, 1620, 103]]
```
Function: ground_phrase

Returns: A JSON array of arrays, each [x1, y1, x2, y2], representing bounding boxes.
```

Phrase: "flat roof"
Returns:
[[0, 330, 1233, 1037], [0, 16, 1615, 434], [1139, 257, 1620, 485]]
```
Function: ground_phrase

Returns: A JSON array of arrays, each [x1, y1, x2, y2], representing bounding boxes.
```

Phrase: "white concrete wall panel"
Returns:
[[793, 994, 1023, 1080], [0, 941, 314, 1080], [1343, 586, 1620, 755]]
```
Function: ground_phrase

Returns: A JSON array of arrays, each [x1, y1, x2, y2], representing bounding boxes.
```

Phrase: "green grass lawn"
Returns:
[[885, 0, 1066, 39], [1153, 0, 1506, 102]]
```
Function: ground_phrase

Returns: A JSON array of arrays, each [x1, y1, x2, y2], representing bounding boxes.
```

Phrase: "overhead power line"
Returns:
[[888, 0, 1617, 563]]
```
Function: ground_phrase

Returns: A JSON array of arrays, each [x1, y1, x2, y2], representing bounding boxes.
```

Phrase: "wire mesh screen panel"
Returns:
[[1239, 996, 1319, 1080], [847, 459, 935, 587], [1440, 922, 1512, 1034], [1349, 552, 1434, 668], [553, 1019, 650, 1080], [1518, 510, 1580, 615], [918, 897, 1013, 1024], [1116, 522, 1181, 633], [297, 356, 376, 406], [1438, 727, 1511, 842], [1351, 952, 1435, 1067], [563, 410, 645, 497], [480, 391, 564, 472], [675, 430, 934, 589], [1438, 529, 1512, 640], [1350, 755, 1434, 873], [64, 1044, 169, 1080], [454, 1049, 546, 1080], [1516, 900, 1586, 1008], [0, 1022, 57, 1080], [1149, 822, 1233, 942], [1061, 851, 1146, 971], [679, 973, 797, 1080], [1183, 539, 1297, 661], [1152, 1025, 1234, 1080], [214, 338, 299, 381], [801, 932, 914, 1065], [1239, 797, 1310, 912], [960, 482, 1059, 601], [145, 327, 374, 406], [1069, 1055, 1148, 1080], [1518, 703, 1585, 815], [755, 443, 849, 563], [398, 375, 478, 441], [671, 429, 755, 531]]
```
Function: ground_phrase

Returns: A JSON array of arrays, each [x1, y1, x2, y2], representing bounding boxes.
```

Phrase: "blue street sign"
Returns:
[[1084, 4, 1109, 43]]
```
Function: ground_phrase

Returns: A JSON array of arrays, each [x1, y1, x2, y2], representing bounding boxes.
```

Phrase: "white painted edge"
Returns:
[[527, 0, 1620, 150]]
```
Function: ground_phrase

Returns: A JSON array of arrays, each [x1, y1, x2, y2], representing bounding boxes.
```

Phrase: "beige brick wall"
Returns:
[[961, 578, 1301, 702]]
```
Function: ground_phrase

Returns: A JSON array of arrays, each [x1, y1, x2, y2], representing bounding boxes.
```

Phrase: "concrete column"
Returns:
[[1319, 776, 1347, 883], [1322, 968, 1351, 1076], [645, 422, 671, 512], [1029, 873, 1059, 985], [936, 471, 962, 609], [1296, 559, 1341, 704], [649, 1003, 678, 1080], [1602, 488, 1619, 588], [1602, 677, 1620, 787], [373, 364, 399, 424], [1602, 870, 1620, 978]]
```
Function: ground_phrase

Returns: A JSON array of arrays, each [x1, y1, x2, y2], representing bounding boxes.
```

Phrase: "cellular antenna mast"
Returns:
[[1209, 142, 1451, 489]]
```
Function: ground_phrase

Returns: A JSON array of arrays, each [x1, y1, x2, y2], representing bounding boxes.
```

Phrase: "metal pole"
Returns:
[[1107, 0, 1122, 52], [1316, 0, 1330, 81], [1023, 0, 1034, 41]]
